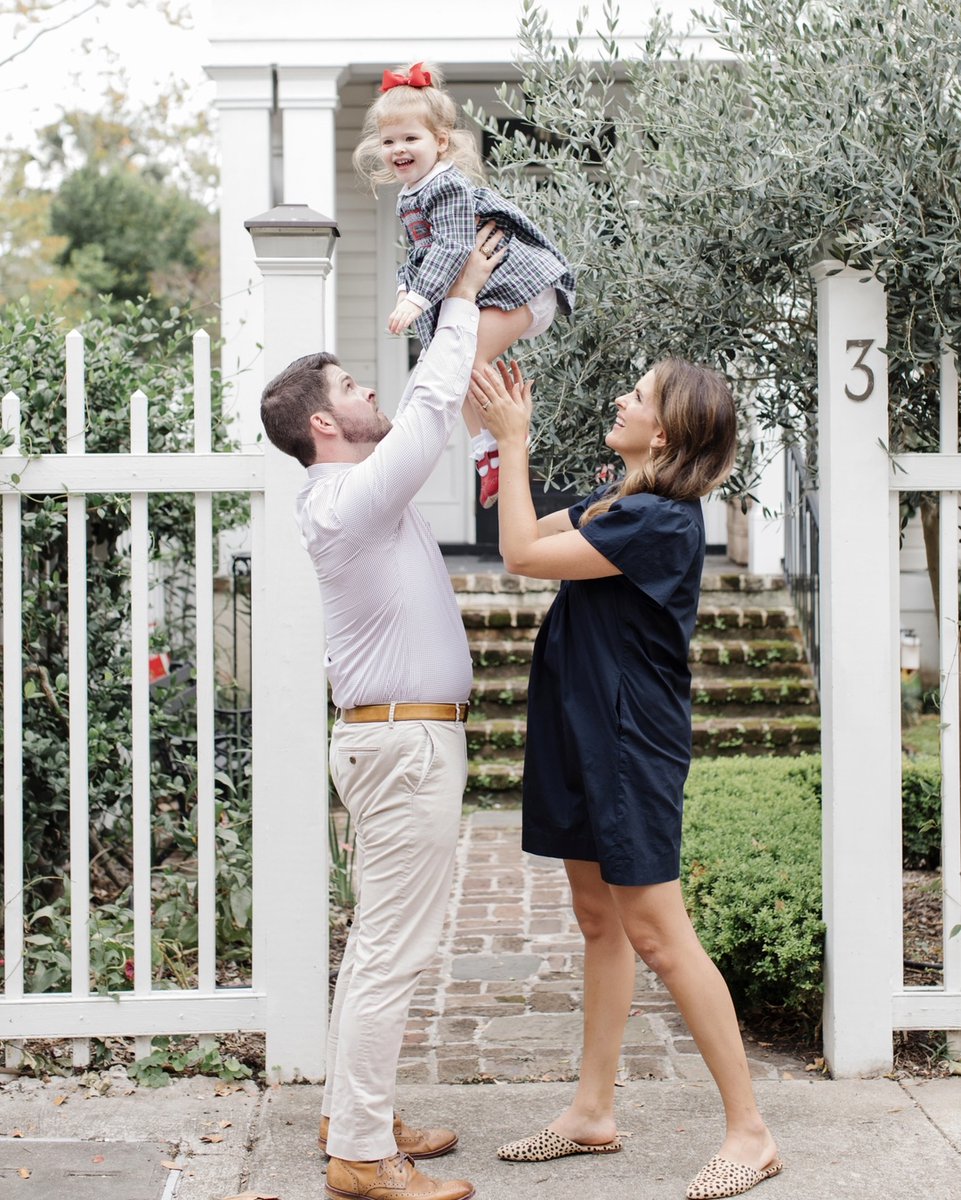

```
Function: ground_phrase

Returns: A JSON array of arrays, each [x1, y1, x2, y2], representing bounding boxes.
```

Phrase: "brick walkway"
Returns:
[[397, 810, 808, 1086]]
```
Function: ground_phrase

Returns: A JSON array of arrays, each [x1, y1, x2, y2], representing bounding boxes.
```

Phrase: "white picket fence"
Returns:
[[1, 326, 329, 1080], [817, 261, 961, 1074]]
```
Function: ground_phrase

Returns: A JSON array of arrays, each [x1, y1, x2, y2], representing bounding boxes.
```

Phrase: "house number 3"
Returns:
[[844, 339, 875, 401]]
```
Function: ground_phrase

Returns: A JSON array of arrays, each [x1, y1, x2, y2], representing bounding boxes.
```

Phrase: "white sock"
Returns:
[[470, 430, 497, 461]]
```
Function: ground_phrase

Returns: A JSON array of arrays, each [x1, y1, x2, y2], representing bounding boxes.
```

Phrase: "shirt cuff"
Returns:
[[435, 296, 479, 333], [405, 291, 429, 311]]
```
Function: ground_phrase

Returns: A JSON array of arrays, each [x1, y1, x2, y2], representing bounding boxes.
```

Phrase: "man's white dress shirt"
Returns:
[[295, 297, 477, 710]]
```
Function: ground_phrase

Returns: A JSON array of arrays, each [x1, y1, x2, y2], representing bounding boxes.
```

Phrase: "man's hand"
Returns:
[[387, 297, 424, 334], [447, 222, 506, 303]]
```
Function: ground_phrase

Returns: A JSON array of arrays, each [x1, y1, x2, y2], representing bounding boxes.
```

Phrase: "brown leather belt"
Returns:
[[342, 702, 470, 724]]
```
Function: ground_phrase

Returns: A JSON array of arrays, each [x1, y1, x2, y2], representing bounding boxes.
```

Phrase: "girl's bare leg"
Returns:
[[462, 305, 532, 437], [545, 860, 636, 1146], [609, 880, 779, 1171]]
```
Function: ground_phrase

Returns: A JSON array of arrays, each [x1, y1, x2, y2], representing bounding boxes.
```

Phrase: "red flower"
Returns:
[[124, 959, 135, 982]]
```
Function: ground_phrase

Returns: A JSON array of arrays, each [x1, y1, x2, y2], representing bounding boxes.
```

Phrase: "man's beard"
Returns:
[[337, 411, 391, 445]]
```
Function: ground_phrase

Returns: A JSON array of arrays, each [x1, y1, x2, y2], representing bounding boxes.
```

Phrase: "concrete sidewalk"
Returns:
[[0, 1074, 958, 1199]]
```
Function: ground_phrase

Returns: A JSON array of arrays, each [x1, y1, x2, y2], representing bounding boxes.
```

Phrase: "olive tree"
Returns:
[[476, 0, 961, 503]]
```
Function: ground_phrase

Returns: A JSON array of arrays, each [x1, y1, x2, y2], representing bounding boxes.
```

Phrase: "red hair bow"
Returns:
[[381, 62, 433, 92]]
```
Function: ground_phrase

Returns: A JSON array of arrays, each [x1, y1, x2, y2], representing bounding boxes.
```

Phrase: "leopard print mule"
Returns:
[[496, 1128, 622, 1162], [686, 1154, 783, 1198]]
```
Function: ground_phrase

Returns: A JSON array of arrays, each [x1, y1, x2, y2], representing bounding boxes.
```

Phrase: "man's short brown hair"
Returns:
[[260, 352, 340, 467]]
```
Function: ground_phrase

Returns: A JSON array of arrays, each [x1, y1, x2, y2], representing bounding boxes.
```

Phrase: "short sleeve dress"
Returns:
[[522, 487, 706, 886]]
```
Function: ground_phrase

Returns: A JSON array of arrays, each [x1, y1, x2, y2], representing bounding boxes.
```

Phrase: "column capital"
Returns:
[[277, 66, 343, 111], [206, 65, 274, 111]]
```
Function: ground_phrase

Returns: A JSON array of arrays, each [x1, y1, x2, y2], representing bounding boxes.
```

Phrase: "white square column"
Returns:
[[208, 66, 274, 451], [814, 259, 900, 1077], [278, 67, 342, 351]]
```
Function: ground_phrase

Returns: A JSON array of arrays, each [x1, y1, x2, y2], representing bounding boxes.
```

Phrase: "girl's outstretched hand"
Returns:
[[388, 297, 424, 334], [468, 360, 533, 445]]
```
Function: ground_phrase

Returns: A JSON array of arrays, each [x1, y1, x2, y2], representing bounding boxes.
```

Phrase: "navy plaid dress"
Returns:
[[396, 162, 576, 347]]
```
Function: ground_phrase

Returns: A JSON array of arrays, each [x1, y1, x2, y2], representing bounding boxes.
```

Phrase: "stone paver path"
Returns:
[[397, 810, 807, 1085]]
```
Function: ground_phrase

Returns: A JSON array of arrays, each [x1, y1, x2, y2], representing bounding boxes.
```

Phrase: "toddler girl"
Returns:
[[353, 61, 575, 508]]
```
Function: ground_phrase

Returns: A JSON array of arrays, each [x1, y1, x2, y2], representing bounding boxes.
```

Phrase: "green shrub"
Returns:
[[901, 757, 941, 869], [681, 757, 823, 1028], [682, 753, 943, 1028], [0, 296, 250, 987]]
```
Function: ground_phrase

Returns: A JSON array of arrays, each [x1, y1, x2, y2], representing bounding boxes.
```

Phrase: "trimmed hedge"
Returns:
[[901, 757, 941, 868], [681, 753, 941, 1029], [681, 756, 823, 1027]]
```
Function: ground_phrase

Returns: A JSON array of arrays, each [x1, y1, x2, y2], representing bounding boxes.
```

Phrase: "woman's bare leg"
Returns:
[[462, 305, 532, 437], [610, 880, 779, 1170], [546, 859, 636, 1145]]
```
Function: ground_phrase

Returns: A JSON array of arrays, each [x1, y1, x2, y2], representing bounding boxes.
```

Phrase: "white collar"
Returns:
[[399, 159, 454, 196]]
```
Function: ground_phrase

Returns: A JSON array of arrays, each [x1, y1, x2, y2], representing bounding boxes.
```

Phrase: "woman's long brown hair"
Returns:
[[580, 358, 738, 527]]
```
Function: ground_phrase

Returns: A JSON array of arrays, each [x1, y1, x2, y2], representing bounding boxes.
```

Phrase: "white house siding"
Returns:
[[205, 0, 740, 546], [899, 513, 938, 684], [336, 81, 379, 391]]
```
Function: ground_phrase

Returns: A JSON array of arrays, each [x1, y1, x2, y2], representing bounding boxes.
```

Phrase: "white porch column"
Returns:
[[208, 66, 274, 452], [747, 426, 785, 575], [277, 67, 342, 351], [247, 208, 337, 1082], [814, 259, 900, 1077]]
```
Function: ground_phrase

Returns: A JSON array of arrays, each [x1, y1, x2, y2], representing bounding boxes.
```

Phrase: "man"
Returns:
[[259, 226, 504, 1200]]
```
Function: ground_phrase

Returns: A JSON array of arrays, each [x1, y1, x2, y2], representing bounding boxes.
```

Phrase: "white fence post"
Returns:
[[813, 259, 900, 1076], [246, 206, 337, 1082]]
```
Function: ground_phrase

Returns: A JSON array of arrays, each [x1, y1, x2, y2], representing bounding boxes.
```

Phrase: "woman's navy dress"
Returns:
[[522, 487, 705, 886]]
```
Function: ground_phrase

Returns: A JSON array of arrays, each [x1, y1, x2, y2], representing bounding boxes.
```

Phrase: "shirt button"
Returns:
[[349, 756, 357, 764]]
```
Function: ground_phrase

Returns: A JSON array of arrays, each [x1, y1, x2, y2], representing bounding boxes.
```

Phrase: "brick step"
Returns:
[[695, 605, 797, 634], [459, 603, 551, 630], [466, 705, 821, 753], [692, 715, 821, 756], [466, 719, 528, 758], [464, 714, 822, 793], [467, 758, 525, 796], [469, 675, 816, 713], [461, 601, 799, 634], [470, 635, 811, 675], [689, 636, 806, 667], [450, 570, 558, 597], [699, 572, 787, 596], [468, 632, 538, 666], [691, 677, 818, 711], [452, 566, 787, 597]]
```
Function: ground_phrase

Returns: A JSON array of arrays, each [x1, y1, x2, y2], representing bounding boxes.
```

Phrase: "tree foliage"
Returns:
[[477, 0, 961, 492], [0, 298, 249, 986], [2, 2, 219, 323], [50, 164, 207, 305], [1, 93, 220, 324], [0, 0, 191, 72]]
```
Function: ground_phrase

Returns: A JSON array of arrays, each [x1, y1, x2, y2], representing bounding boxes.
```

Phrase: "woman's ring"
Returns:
[[482, 400, 492, 410]]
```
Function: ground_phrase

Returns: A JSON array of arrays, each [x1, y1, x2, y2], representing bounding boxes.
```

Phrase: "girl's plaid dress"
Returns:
[[396, 161, 576, 347]]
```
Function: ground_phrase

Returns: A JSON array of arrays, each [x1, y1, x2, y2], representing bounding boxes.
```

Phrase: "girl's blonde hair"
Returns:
[[352, 61, 486, 191], [580, 358, 738, 526]]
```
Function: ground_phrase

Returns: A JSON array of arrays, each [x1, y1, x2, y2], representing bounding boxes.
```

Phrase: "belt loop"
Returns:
[[388, 701, 396, 726]]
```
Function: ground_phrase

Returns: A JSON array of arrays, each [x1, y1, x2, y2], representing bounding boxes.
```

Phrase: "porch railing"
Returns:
[[783, 442, 821, 691]]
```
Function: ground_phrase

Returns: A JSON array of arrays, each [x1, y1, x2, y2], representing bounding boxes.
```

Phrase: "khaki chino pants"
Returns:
[[322, 716, 467, 1161]]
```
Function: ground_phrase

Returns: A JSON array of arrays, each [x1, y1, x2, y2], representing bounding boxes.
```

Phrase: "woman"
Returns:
[[468, 359, 782, 1200]]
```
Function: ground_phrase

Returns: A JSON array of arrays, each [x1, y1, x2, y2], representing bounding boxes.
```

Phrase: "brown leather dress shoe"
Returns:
[[325, 1152, 474, 1200], [319, 1115, 458, 1159]]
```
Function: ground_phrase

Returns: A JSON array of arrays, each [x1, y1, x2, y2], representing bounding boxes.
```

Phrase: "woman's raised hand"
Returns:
[[468, 360, 533, 444]]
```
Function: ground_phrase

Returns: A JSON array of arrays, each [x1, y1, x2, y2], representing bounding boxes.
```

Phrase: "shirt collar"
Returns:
[[307, 462, 352, 480], [400, 159, 454, 196]]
